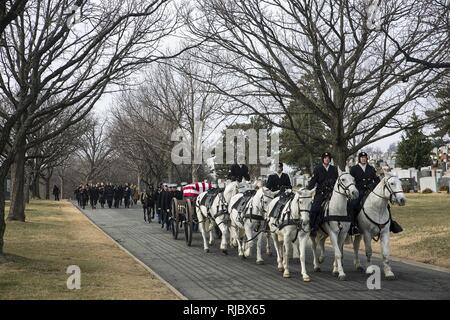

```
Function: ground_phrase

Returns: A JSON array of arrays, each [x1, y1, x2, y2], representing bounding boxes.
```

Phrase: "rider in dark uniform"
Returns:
[[227, 163, 250, 182], [348, 152, 380, 235], [349, 152, 402, 234], [307, 152, 338, 237], [266, 162, 292, 192]]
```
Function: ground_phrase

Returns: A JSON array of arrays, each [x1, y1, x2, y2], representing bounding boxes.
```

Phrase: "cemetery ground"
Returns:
[[345, 192, 450, 269], [0, 193, 448, 299], [0, 200, 178, 300]]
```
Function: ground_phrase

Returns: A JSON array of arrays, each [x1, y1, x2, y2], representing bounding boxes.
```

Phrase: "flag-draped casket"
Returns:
[[182, 182, 214, 198]]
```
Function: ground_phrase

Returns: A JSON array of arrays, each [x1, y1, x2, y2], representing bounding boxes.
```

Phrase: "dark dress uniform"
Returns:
[[81, 187, 89, 209], [123, 185, 132, 208], [349, 163, 380, 215], [89, 186, 99, 209], [227, 164, 250, 182], [307, 164, 338, 233], [266, 173, 292, 192], [105, 184, 114, 208], [98, 185, 105, 208]]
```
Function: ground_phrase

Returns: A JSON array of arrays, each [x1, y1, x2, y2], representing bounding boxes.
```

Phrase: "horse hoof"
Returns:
[[240, 255, 246, 260], [332, 271, 339, 277], [283, 272, 291, 278], [303, 276, 311, 282], [204, 249, 210, 253], [318, 257, 324, 264], [385, 273, 396, 280], [277, 267, 284, 272], [256, 260, 264, 265], [314, 267, 321, 272], [222, 249, 228, 255], [338, 275, 346, 281]]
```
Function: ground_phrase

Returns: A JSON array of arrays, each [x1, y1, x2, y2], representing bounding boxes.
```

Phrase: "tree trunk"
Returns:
[[7, 138, 26, 222], [0, 175, 6, 258], [45, 177, 50, 200], [333, 143, 349, 171], [32, 172, 40, 199], [24, 169, 30, 204]]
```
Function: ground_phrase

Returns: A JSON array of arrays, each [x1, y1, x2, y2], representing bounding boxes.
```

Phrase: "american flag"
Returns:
[[182, 181, 215, 198]]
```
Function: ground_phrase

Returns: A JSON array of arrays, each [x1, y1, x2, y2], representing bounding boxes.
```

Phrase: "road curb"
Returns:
[[340, 245, 450, 274], [71, 202, 188, 300]]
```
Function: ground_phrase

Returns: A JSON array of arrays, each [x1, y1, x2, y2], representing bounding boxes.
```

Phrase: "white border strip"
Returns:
[[72, 203, 188, 300]]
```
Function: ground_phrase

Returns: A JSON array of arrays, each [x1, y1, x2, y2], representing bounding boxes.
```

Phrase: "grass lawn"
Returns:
[[345, 192, 450, 268], [0, 200, 179, 300]]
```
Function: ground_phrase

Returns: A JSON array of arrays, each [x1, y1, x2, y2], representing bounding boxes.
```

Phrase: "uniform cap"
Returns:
[[358, 152, 368, 158], [321, 152, 332, 160]]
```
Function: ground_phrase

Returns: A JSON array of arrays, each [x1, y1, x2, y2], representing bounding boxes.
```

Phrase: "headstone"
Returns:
[[398, 169, 411, 179], [439, 177, 450, 188], [420, 177, 438, 192]]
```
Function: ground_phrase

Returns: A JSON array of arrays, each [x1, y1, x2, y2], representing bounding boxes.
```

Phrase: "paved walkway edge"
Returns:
[[335, 244, 450, 274], [72, 202, 187, 300]]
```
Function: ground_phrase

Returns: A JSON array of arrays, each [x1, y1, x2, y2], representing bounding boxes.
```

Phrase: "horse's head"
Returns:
[[295, 188, 314, 231], [253, 187, 276, 218], [383, 173, 406, 206], [336, 167, 359, 200]]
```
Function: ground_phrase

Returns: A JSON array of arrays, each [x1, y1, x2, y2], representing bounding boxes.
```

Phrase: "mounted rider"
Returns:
[[227, 162, 250, 183], [348, 152, 380, 235], [349, 152, 403, 235], [266, 162, 292, 192], [307, 152, 338, 237]]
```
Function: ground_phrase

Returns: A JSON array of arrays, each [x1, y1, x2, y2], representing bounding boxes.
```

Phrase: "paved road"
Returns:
[[76, 203, 450, 300]]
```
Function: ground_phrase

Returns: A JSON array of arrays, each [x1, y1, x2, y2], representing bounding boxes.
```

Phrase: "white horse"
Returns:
[[310, 168, 359, 281], [195, 180, 239, 254], [229, 186, 277, 264], [352, 172, 406, 279], [267, 189, 314, 282]]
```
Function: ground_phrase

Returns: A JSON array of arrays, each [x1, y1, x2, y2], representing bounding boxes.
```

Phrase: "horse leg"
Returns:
[[310, 235, 321, 272], [380, 230, 395, 279], [208, 221, 215, 246], [299, 234, 310, 282], [282, 232, 292, 278], [255, 231, 264, 265], [318, 235, 326, 264], [265, 232, 273, 256], [363, 232, 373, 274], [329, 231, 346, 280], [243, 223, 254, 258], [219, 220, 229, 254], [197, 211, 210, 253], [272, 232, 284, 272], [353, 234, 364, 272]]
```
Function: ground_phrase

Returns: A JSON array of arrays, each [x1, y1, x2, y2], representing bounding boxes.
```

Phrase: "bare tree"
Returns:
[[186, 0, 449, 168], [0, 0, 189, 257], [0, 0, 28, 35], [74, 117, 114, 183]]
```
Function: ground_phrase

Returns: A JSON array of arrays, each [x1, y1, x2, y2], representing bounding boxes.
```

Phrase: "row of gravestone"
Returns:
[[391, 167, 450, 193]]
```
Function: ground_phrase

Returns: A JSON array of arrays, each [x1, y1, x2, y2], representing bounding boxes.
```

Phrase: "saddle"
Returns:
[[231, 189, 257, 217], [200, 188, 223, 209], [320, 199, 352, 223], [269, 191, 295, 220]]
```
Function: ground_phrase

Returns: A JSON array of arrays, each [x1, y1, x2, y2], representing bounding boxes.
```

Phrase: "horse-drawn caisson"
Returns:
[[170, 181, 214, 246], [158, 152, 405, 282]]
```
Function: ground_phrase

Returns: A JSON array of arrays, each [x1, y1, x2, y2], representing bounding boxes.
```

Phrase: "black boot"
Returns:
[[390, 220, 403, 233]]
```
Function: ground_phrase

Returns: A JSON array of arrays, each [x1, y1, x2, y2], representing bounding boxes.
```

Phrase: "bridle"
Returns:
[[371, 176, 403, 204], [334, 173, 356, 199]]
